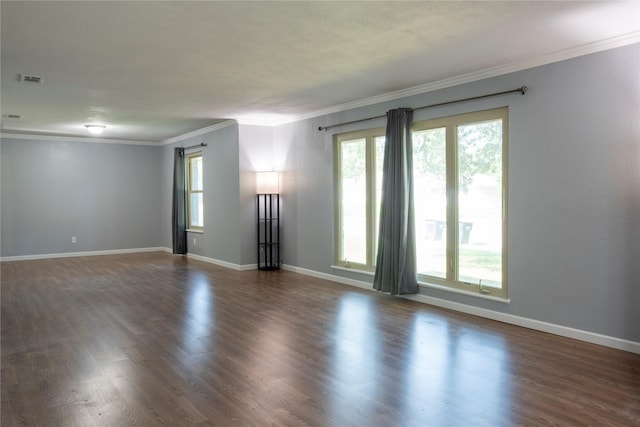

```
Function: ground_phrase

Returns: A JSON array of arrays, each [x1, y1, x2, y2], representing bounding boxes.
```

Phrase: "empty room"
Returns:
[[1, 1, 639, 426]]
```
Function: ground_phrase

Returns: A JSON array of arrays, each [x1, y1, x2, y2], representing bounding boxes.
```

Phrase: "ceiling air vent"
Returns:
[[19, 74, 44, 85], [2, 114, 22, 119]]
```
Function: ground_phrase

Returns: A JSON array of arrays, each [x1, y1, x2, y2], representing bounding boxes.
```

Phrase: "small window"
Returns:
[[187, 152, 203, 230]]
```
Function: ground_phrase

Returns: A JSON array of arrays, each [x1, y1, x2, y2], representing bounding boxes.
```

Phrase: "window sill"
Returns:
[[418, 280, 510, 304], [331, 265, 374, 276], [331, 265, 509, 303], [186, 229, 204, 234]]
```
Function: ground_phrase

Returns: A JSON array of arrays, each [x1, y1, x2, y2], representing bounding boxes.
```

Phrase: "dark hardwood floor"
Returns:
[[1, 252, 639, 426]]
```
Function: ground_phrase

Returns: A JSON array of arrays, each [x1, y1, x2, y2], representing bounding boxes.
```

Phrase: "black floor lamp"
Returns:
[[256, 171, 280, 270]]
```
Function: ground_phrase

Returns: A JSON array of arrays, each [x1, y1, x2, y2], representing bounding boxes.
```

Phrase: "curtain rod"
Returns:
[[182, 142, 208, 150], [318, 86, 527, 132]]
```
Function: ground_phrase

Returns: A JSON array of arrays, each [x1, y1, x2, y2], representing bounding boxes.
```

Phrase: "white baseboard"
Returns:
[[402, 293, 640, 355], [282, 264, 640, 355], [283, 264, 372, 290], [0, 247, 167, 262], [184, 252, 257, 271], [1, 246, 257, 271]]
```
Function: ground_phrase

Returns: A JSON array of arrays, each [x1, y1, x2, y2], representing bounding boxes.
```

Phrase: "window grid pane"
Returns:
[[456, 120, 502, 287], [190, 193, 203, 228], [374, 136, 385, 257], [187, 153, 203, 230], [413, 128, 447, 279], [339, 139, 367, 264], [191, 157, 203, 191]]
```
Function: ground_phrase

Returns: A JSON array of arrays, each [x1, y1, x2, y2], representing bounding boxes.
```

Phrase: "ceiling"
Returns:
[[2, 1, 639, 143]]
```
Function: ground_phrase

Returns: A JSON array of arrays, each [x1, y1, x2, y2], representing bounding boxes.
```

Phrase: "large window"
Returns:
[[334, 107, 507, 298], [187, 152, 204, 231]]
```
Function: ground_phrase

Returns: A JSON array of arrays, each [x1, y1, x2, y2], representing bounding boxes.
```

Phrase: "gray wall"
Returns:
[[273, 43, 640, 343], [1, 138, 163, 257], [160, 123, 251, 266], [0, 121, 256, 267], [238, 124, 275, 265]]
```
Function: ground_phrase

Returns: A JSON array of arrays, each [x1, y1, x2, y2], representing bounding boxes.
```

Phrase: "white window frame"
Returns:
[[187, 152, 204, 231], [333, 107, 508, 298], [333, 128, 385, 271]]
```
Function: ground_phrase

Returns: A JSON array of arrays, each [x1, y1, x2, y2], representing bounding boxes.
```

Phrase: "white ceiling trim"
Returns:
[[0, 120, 239, 146], [268, 32, 640, 127], [0, 132, 160, 146], [161, 120, 237, 146], [236, 116, 297, 127]]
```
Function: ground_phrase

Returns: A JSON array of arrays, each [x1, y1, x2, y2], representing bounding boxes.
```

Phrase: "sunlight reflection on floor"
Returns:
[[326, 292, 512, 425]]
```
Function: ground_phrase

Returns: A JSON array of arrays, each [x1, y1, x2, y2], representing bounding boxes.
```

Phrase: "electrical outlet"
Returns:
[[193, 237, 197, 245], [71, 236, 77, 243]]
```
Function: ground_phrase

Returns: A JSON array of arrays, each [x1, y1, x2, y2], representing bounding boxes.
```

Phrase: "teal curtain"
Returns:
[[172, 147, 187, 254], [373, 108, 419, 295]]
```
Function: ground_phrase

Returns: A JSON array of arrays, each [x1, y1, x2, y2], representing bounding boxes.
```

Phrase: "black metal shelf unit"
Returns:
[[257, 193, 280, 270]]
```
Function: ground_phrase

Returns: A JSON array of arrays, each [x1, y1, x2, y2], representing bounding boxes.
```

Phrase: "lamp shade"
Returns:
[[256, 171, 279, 194], [85, 124, 106, 135]]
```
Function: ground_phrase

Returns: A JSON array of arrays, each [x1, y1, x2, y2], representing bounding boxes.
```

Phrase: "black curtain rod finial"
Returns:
[[182, 142, 208, 150], [520, 86, 528, 94]]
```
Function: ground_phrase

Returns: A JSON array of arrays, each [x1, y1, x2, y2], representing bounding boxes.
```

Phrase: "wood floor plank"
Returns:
[[2, 252, 639, 426]]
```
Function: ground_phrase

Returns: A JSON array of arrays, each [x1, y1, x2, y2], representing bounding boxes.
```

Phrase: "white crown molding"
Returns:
[[276, 32, 640, 126], [236, 115, 301, 127], [0, 120, 238, 147], [518, 31, 640, 70], [161, 120, 237, 145], [0, 132, 159, 146]]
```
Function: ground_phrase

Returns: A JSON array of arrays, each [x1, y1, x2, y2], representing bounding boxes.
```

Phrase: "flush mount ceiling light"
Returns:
[[85, 124, 106, 135]]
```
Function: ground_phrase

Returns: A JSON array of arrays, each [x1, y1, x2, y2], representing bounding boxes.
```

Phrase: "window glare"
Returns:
[[413, 128, 447, 279], [190, 193, 203, 227], [340, 139, 367, 264], [191, 157, 203, 191], [457, 120, 502, 287], [374, 136, 385, 256], [188, 153, 204, 230]]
